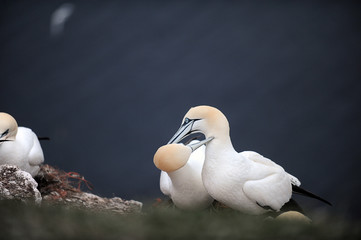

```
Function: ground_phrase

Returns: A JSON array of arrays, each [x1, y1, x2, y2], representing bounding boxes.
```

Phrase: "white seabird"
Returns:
[[153, 140, 214, 210], [0, 112, 44, 177], [168, 105, 331, 215]]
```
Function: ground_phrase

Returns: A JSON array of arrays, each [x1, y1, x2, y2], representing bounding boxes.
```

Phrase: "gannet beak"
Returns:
[[187, 137, 214, 152], [0, 139, 11, 143], [168, 119, 198, 144]]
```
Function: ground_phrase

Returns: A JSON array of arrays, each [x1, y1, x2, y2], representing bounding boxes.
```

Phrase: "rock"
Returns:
[[35, 164, 142, 214], [0, 164, 42, 204], [44, 192, 142, 214], [0, 164, 142, 214]]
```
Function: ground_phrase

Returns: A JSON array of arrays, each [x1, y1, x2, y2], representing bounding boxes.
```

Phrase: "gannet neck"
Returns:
[[0, 112, 18, 141], [167, 163, 193, 187], [167, 141, 206, 185], [156, 141, 213, 210], [207, 135, 235, 153], [202, 137, 238, 176]]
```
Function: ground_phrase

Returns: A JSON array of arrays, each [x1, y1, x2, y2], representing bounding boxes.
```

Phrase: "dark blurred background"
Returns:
[[1, 1, 360, 219]]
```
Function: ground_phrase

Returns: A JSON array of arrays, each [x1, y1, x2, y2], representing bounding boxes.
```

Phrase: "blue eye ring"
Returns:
[[1, 129, 9, 138]]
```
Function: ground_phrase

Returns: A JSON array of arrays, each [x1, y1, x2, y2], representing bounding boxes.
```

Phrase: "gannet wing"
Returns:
[[243, 170, 292, 211], [288, 173, 301, 186], [160, 171, 171, 196], [241, 151, 301, 186], [17, 127, 44, 166], [241, 151, 279, 167], [28, 132, 45, 166], [241, 152, 330, 206]]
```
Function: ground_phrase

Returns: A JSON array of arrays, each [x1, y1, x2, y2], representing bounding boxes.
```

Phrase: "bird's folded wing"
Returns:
[[241, 151, 301, 187], [240, 151, 278, 167], [288, 173, 301, 186], [28, 135, 44, 166], [243, 172, 292, 211]]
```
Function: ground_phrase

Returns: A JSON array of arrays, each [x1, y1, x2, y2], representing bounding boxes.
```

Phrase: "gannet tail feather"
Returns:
[[288, 173, 301, 186], [292, 185, 332, 206], [38, 137, 50, 140]]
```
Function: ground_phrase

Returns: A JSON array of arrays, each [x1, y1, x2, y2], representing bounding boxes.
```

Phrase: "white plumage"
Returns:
[[0, 113, 44, 177], [154, 141, 213, 210], [168, 106, 304, 214]]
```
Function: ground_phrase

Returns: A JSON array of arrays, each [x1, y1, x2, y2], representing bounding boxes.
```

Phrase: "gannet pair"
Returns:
[[154, 140, 214, 210], [0, 113, 44, 177], [167, 105, 331, 215]]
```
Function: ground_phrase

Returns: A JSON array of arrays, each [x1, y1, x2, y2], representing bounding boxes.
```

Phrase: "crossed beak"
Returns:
[[187, 137, 214, 151], [167, 120, 197, 144], [167, 119, 214, 151]]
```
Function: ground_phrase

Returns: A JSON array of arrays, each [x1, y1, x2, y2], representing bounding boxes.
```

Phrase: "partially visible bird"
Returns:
[[153, 140, 214, 210], [168, 105, 331, 215], [0, 112, 44, 177], [276, 211, 311, 223]]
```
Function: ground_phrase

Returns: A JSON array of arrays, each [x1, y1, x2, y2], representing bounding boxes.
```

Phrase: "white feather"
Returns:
[[158, 141, 213, 210], [0, 127, 44, 177]]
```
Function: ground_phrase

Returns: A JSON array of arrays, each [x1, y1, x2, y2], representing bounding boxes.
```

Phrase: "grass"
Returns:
[[0, 200, 360, 240]]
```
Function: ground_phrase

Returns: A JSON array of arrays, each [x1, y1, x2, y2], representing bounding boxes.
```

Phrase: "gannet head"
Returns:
[[0, 112, 18, 143], [168, 105, 229, 145], [153, 144, 192, 172]]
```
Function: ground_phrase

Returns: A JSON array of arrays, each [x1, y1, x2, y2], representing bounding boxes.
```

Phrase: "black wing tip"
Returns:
[[292, 185, 332, 206], [38, 137, 50, 141], [318, 197, 332, 206]]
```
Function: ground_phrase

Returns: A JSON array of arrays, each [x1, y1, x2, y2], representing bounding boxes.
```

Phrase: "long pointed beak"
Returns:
[[167, 121, 195, 144], [188, 137, 214, 152], [0, 139, 12, 143]]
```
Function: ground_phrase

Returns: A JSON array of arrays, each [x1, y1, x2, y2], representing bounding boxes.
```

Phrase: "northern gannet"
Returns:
[[0, 112, 44, 177], [168, 106, 331, 215], [153, 140, 214, 210], [276, 211, 311, 223]]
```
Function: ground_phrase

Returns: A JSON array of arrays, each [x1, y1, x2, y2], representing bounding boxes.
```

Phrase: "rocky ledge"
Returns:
[[0, 164, 142, 214], [0, 165, 42, 204]]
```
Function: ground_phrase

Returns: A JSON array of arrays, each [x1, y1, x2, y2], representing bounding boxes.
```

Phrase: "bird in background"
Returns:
[[0, 112, 45, 177], [153, 140, 214, 210], [168, 105, 331, 215]]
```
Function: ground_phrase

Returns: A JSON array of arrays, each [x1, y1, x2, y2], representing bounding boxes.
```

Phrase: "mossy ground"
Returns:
[[0, 200, 360, 240]]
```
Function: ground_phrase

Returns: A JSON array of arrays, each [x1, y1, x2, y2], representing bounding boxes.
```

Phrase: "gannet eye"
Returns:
[[182, 118, 201, 126], [1, 129, 9, 138]]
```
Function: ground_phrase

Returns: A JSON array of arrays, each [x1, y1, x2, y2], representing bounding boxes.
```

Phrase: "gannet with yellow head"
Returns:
[[0, 112, 44, 177], [153, 140, 214, 210], [168, 106, 331, 215]]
